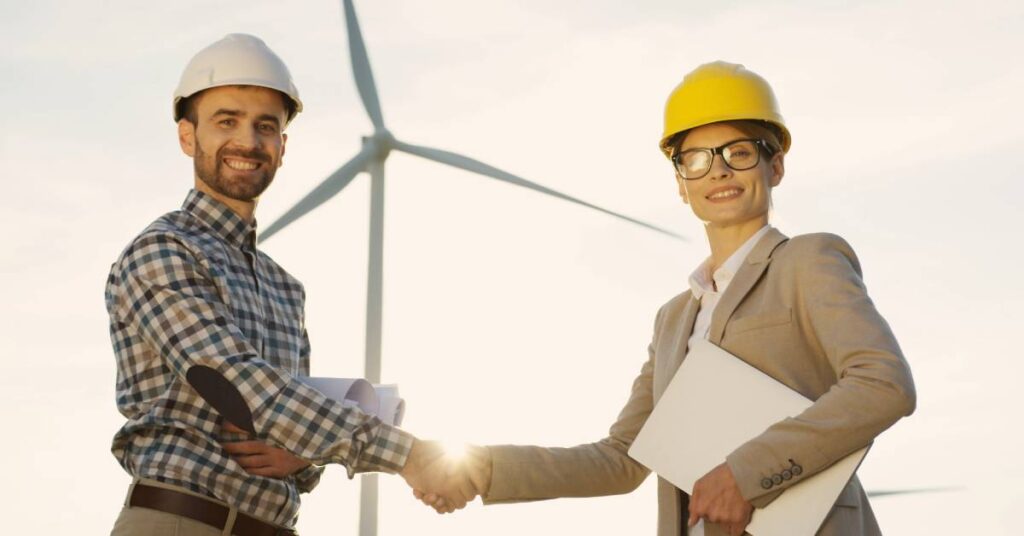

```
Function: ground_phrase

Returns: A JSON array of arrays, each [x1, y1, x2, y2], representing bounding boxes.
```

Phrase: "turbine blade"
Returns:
[[393, 140, 684, 240], [258, 146, 374, 243], [342, 0, 385, 130], [867, 486, 962, 498]]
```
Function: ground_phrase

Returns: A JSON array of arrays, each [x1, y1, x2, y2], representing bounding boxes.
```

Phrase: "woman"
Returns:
[[228, 61, 917, 536], [418, 61, 916, 536]]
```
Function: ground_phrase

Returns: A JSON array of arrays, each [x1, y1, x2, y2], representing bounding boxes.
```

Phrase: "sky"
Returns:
[[2, 0, 1023, 534]]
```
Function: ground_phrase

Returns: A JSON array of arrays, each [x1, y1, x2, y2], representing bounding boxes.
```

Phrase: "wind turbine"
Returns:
[[258, 1, 682, 534], [866, 487, 962, 498]]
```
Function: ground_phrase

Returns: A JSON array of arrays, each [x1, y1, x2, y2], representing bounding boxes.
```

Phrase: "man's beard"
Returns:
[[194, 140, 277, 202]]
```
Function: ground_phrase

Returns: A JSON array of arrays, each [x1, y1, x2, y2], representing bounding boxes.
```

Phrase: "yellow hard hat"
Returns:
[[659, 61, 790, 158]]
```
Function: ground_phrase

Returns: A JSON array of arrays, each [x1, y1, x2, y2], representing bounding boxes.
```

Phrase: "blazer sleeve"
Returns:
[[726, 234, 916, 506], [481, 307, 663, 503]]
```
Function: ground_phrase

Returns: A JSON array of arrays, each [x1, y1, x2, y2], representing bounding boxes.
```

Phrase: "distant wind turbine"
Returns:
[[867, 486, 963, 499], [258, 1, 682, 534]]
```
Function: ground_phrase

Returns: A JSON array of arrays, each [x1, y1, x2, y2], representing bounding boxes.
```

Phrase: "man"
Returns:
[[106, 34, 478, 535]]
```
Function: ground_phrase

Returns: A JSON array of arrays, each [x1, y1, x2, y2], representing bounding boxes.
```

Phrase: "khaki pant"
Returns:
[[110, 478, 242, 536]]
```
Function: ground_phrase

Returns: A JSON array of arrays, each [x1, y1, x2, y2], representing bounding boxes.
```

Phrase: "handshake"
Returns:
[[222, 422, 493, 514], [399, 440, 493, 513]]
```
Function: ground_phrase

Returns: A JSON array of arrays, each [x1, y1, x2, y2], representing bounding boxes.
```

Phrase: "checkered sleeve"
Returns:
[[113, 232, 413, 476], [293, 463, 325, 493], [293, 327, 325, 491]]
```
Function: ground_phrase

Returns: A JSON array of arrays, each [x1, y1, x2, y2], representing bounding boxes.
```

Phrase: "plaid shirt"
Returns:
[[105, 189, 413, 527]]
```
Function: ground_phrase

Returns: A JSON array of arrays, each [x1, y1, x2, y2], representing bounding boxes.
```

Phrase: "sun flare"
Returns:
[[441, 441, 469, 462]]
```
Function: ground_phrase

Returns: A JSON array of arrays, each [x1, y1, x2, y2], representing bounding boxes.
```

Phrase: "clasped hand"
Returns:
[[401, 440, 491, 514], [221, 420, 311, 478], [220, 421, 491, 515]]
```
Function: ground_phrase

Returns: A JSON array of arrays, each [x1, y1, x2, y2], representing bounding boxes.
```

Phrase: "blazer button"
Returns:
[[772, 474, 784, 485], [761, 478, 773, 490], [791, 464, 803, 476], [781, 469, 792, 480]]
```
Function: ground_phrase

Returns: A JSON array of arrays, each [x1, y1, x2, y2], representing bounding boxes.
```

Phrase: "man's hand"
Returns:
[[688, 462, 753, 536], [221, 420, 312, 478], [412, 444, 491, 514], [402, 440, 490, 514]]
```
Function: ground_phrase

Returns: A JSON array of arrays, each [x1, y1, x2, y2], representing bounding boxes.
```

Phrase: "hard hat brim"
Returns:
[[659, 116, 791, 157], [172, 84, 303, 124]]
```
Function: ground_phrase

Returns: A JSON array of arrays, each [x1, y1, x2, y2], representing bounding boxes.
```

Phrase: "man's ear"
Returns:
[[178, 119, 196, 157], [769, 153, 785, 187], [279, 132, 287, 168]]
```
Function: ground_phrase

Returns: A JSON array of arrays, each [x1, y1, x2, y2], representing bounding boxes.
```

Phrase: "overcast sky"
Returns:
[[2, 0, 1022, 534]]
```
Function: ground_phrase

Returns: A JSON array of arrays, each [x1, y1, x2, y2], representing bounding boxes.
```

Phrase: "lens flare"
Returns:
[[441, 441, 469, 462]]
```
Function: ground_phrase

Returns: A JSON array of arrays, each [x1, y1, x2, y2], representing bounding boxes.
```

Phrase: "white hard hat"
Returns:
[[173, 33, 302, 124]]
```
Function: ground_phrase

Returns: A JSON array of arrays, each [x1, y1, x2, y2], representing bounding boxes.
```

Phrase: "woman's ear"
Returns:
[[769, 152, 785, 187], [676, 171, 690, 204]]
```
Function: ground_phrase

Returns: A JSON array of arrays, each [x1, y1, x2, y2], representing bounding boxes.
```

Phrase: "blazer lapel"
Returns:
[[708, 229, 788, 345], [655, 293, 700, 399]]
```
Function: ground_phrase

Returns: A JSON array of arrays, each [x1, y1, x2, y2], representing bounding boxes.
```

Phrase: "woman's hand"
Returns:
[[688, 462, 753, 536], [222, 420, 312, 478]]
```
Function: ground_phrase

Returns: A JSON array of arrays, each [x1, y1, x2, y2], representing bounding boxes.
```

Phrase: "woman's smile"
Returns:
[[705, 185, 745, 202]]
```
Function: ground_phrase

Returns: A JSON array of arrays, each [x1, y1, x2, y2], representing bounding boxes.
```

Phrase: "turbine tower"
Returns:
[[257, 1, 683, 534]]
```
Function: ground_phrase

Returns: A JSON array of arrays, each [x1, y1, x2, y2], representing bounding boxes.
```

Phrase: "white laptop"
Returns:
[[628, 339, 868, 536]]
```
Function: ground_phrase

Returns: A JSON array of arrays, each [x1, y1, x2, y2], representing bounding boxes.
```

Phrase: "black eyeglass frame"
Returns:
[[670, 138, 777, 180]]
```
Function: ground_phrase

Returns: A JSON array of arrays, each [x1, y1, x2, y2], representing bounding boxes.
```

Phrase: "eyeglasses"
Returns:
[[671, 138, 775, 180]]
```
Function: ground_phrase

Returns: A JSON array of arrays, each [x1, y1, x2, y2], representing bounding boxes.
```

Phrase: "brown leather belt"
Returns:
[[129, 483, 297, 536]]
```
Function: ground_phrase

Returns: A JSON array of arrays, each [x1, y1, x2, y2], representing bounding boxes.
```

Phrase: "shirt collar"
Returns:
[[688, 225, 773, 300], [181, 189, 258, 250]]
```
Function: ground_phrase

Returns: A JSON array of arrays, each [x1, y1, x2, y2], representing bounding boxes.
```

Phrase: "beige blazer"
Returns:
[[482, 229, 916, 536]]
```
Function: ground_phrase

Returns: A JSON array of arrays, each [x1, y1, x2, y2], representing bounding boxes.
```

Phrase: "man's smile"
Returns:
[[223, 157, 262, 171]]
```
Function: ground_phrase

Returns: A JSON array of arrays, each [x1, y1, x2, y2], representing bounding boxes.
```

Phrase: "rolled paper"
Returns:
[[298, 377, 380, 417], [378, 396, 406, 426], [374, 384, 404, 426]]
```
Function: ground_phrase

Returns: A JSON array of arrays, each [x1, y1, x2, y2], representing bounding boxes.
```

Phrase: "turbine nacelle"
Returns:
[[260, 0, 681, 244], [361, 130, 395, 161]]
